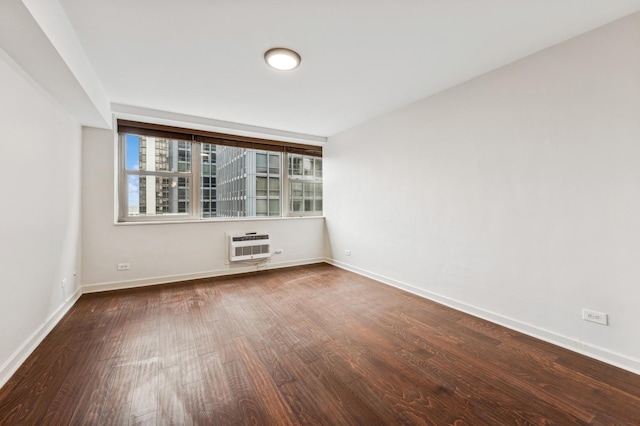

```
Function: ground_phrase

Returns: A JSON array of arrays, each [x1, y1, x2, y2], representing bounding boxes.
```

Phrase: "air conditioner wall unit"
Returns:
[[229, 233, 271, 262]]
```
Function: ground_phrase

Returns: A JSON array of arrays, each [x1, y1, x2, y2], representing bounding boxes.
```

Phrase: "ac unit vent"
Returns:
[[229, 233, 271, 262]]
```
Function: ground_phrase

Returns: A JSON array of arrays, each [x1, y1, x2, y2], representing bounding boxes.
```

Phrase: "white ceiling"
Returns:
[[53, 0, 640, 136]]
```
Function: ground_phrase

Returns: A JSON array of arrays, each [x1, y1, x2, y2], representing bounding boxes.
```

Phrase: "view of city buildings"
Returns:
[[200, 142, 217, 217], [126, 135, 321, 218], [288, 154, 323, 213], [137, 137, 191, 215], [216, 146, 281, 217]]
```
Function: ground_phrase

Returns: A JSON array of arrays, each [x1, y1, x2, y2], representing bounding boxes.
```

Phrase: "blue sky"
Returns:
[[126, 134, 139, 170], [126, 135, 140, 209]]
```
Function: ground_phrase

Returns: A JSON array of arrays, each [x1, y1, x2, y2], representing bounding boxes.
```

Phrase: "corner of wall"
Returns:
[[0, 289, 82, 389]]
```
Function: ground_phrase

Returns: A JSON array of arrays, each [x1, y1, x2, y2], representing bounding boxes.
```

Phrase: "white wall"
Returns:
[[0, 50, 82, 385], [325, 12, 640, 373], [0, 0, 111, 129], [81, 127, 325, 292]]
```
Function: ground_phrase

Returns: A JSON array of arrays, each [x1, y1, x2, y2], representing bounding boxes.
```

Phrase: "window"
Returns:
[[288, 154, 323, 215], [118, 120, 322, 222], [122, 135, 192, 218]]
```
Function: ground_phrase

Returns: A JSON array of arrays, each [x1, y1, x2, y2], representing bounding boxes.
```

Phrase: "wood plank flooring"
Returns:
[[0, 263, 638, 425]]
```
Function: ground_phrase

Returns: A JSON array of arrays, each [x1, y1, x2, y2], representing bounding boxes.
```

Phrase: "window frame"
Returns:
[[117, 120, 322, 223], [118, 134, 201, 222]]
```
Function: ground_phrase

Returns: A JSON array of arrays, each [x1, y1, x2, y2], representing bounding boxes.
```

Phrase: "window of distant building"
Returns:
[[117, 120, 322, 222]]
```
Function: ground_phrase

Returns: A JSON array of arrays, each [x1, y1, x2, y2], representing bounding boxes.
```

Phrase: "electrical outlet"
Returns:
[[345, 249, 351, 256], [117, 263, 131, 271], [582, 308, 608, 325]]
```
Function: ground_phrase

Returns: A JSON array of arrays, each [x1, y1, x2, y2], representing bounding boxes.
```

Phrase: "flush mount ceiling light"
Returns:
[[264, 48, 301, 71]]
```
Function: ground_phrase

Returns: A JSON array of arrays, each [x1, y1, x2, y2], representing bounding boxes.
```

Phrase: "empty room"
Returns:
[[1, 0, 639, 424]]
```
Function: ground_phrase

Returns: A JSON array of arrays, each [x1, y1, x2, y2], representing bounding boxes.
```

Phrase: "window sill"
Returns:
[[114, 215, 325, 226]]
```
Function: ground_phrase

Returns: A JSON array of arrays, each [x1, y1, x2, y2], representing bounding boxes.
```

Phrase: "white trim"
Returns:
[[1, 259, 323, 388], [82, 258, 325, 294], [326, 258, 640, 376], [113, 215, 325, 226], [0, 287, 83, 389]]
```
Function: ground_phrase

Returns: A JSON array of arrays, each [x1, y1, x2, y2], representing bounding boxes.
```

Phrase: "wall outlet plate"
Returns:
[[117, 263, 131, 271], [582, 308, 608, 325]]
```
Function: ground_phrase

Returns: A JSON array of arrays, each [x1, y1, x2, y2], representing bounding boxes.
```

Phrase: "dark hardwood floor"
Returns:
[[0, 263, 638, 425]]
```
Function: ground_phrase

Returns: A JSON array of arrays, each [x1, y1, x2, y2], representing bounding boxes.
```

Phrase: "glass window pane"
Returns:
[[256, 199, 267, 216], [269, 199, 280, 216], [127, 174, 141, 215], [125, 135, 140, 171], [130, 136, 192, 173], [289, 155, 302, 177], [201, 143, 214, 161], [256, 177, 267, 197], [314, 158, 322, 178], [303, 182, 313, 196], [256, 153, 267, 173], [135, 175, 190, 216], [303, 158, 313, 176], [269, 154, 280, 174], [124, 138, 322, 221], [269, 177, 280, 195], [291, 182, 303, 198]]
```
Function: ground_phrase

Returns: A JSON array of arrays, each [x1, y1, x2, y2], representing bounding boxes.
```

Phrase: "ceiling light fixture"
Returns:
[[264, 48, 301, 71]]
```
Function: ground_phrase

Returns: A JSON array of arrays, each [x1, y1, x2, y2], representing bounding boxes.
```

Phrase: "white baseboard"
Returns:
[[326, 258, 640, 376], [0, 287, 83, 389], [1, 260, 324, 389], [82, 258, 326, 294]]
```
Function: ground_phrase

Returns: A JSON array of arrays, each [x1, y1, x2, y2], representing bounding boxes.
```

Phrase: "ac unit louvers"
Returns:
[[229, 233, 271, 262]]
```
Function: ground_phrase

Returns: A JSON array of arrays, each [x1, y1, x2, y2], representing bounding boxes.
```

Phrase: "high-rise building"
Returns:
[[216, 145, 281, 217], [134, 138, 282, 218], [200, 143, 217, 218], [138, 137, 191, 215]]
